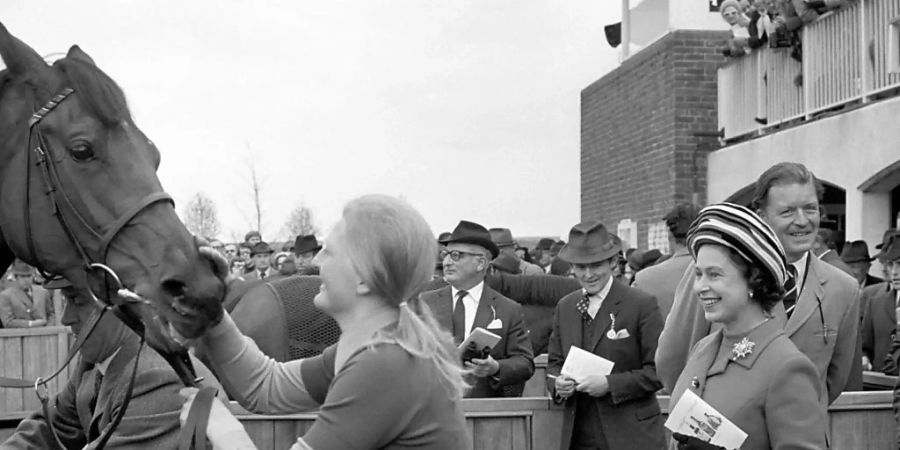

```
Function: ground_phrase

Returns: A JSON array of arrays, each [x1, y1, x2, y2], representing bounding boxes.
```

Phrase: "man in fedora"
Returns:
[[244, 242, 274, 281], [0, 260, 48, 328], [3, 276, 222, 448], [862, 231, 900, 373], [547, 220, 665, 450], [420, 220, 534, 398], [489, 227, 544, 276], [292, 234, 322, 275], [535, 238, 556, 273], [842, 240, 884, 288]]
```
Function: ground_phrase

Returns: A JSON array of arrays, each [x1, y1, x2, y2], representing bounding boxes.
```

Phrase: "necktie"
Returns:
[[783, 264, 798, 318], [453, 290, 467, 342], [576, 295, 592, 322]]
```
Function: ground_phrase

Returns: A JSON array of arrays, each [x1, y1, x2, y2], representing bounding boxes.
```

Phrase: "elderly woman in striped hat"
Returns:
[[668, 203, 826, 450]]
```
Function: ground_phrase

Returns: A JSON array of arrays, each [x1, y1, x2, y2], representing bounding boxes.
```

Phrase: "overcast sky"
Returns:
[[2, 1, 621, 243]]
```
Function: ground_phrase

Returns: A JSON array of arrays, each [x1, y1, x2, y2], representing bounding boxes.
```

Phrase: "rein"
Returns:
[[1, 86, 210, 449]]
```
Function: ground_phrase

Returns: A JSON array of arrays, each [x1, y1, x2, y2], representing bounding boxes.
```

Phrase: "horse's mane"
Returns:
[[53, 57, 131, 126]]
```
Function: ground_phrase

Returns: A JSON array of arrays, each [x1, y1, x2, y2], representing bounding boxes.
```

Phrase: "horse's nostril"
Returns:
[[161, 279, 187, 298]]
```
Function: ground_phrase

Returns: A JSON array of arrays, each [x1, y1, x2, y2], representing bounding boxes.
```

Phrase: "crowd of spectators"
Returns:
[[717, 0, 848, 60]]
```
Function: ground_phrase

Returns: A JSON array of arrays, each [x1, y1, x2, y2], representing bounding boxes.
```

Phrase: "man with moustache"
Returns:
[[547, 220, 665, 450], [656, 162, 860, 405], [420, 220, 534, 398]]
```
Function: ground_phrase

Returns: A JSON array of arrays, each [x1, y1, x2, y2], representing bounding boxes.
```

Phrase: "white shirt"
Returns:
[[582, 276, 614, 319], [451, 281, 484, 336], [95, 347, 121, 377], [791, 252, 810, 293]]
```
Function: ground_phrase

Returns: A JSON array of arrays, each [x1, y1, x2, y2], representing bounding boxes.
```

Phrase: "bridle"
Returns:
[[1, 86, 213, 449]]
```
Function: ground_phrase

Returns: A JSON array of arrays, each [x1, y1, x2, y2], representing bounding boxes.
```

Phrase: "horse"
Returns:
[[0, 22, 224, 386]]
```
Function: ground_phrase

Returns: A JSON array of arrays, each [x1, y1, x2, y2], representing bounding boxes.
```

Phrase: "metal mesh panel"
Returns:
[[268, 275, 341, 361]]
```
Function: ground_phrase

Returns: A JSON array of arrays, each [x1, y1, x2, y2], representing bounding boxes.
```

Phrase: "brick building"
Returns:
[[581, 29, 728, 251]]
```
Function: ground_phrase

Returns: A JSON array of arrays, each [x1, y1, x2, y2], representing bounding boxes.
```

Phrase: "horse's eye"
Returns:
[[68, 142, 95, 161]]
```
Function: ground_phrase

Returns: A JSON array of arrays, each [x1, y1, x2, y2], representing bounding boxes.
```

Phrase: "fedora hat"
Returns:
[[878, 232, 900, 262], [489, 228, 516, 248], [559, 220, 621, 264], [10, 260, 33, 277], [442, 220, 499, 259], [293, 235, 322, 255], [249, 242, 274, 257], [875, 228, 898, 250], [840, 240, 874, 263]]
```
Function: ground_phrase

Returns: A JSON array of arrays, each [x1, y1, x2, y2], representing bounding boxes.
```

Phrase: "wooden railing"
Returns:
[[229, 391, 895, 450], [0, 327, 72, 420], [717, 0, 900, 141]]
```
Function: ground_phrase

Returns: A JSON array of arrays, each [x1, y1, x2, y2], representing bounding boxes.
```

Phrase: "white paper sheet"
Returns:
[[664, 390, 747, 450], [560, 346, 614, 382]]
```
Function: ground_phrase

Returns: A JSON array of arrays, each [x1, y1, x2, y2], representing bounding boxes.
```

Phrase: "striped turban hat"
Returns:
[[687, 202, 788, 287]]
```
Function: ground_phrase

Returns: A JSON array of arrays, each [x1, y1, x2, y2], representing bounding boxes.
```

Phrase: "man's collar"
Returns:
[[451, 281, 484, 302], [95, 347, 121, 377]]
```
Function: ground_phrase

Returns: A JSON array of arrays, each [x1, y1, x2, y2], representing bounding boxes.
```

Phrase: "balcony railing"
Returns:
[[718, 0, 900, 141]]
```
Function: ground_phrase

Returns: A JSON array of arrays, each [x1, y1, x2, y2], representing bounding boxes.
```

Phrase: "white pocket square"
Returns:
[[486, 319, 503, 329], [612, 329, 630, 339]]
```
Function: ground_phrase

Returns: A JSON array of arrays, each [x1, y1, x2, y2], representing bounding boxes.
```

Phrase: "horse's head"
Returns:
[[0, 23, 224, 353]]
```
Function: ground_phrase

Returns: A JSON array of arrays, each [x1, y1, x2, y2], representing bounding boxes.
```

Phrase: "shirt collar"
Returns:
[[451, 281, 484, 304], [95, 347, 121, 377], [791, 252, 810, 286], [582, 275, 614, 302]]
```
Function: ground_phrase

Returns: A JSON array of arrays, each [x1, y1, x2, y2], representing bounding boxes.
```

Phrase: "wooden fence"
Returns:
[[0, 326, 72, 420]]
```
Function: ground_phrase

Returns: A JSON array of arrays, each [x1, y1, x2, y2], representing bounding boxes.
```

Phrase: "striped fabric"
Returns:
[[687, 202, 788, 287]]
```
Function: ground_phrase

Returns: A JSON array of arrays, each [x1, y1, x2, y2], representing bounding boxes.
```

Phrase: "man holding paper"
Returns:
[[421, 220, 535, 398], [546, 220, 666, 450]]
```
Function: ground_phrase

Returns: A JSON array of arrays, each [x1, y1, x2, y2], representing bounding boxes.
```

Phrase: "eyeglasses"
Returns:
[[440, 250, 485, 261]]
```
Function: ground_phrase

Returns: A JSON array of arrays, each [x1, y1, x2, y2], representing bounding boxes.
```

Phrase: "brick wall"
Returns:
[[581, 29, 729, 250]]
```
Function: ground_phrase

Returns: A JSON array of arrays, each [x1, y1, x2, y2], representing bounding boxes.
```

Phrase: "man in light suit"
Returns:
[[547, 220, 665, 450], [633, 203, 700, 320], [420, 220, 534, 398], [656, 162, 860, 405], [0, 260, 48, 328], [2, 277, 222, 449]]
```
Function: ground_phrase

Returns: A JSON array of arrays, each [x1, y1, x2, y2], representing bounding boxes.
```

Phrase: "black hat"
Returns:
[[492, 253, 521, 275], [441, 220, 500, 259], [840, 240, 874, 263], [293, 235, 322, 255], [249, 242, 274, 256], [559, 220, 621, 264]]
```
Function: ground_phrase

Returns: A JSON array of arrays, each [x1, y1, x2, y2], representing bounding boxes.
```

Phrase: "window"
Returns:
[[891, 17, 900, 73]]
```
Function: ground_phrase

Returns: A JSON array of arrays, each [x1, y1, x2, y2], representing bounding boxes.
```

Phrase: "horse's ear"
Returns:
[[66, 45, 96, 66], [0, 22, 50, 79]]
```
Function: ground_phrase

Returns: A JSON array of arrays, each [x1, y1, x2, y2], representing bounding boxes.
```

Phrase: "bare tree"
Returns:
[[183, 192, 222, 239], [233, 154, 267, 237], [283, 204, 318, 239]]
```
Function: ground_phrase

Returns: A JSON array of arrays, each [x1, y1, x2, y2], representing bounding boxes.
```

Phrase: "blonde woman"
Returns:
[[180, 195, 470, 450]]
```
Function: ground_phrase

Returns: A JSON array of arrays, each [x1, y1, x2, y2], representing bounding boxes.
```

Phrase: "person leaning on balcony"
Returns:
[[668, 203, 827, 450], [656, 162, 861, 407], [0, 260, 48, 328], [720, 0, 753, 57]]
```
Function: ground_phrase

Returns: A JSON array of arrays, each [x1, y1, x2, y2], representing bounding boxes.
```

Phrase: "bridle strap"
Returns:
[[99, 191, 174, 258]]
